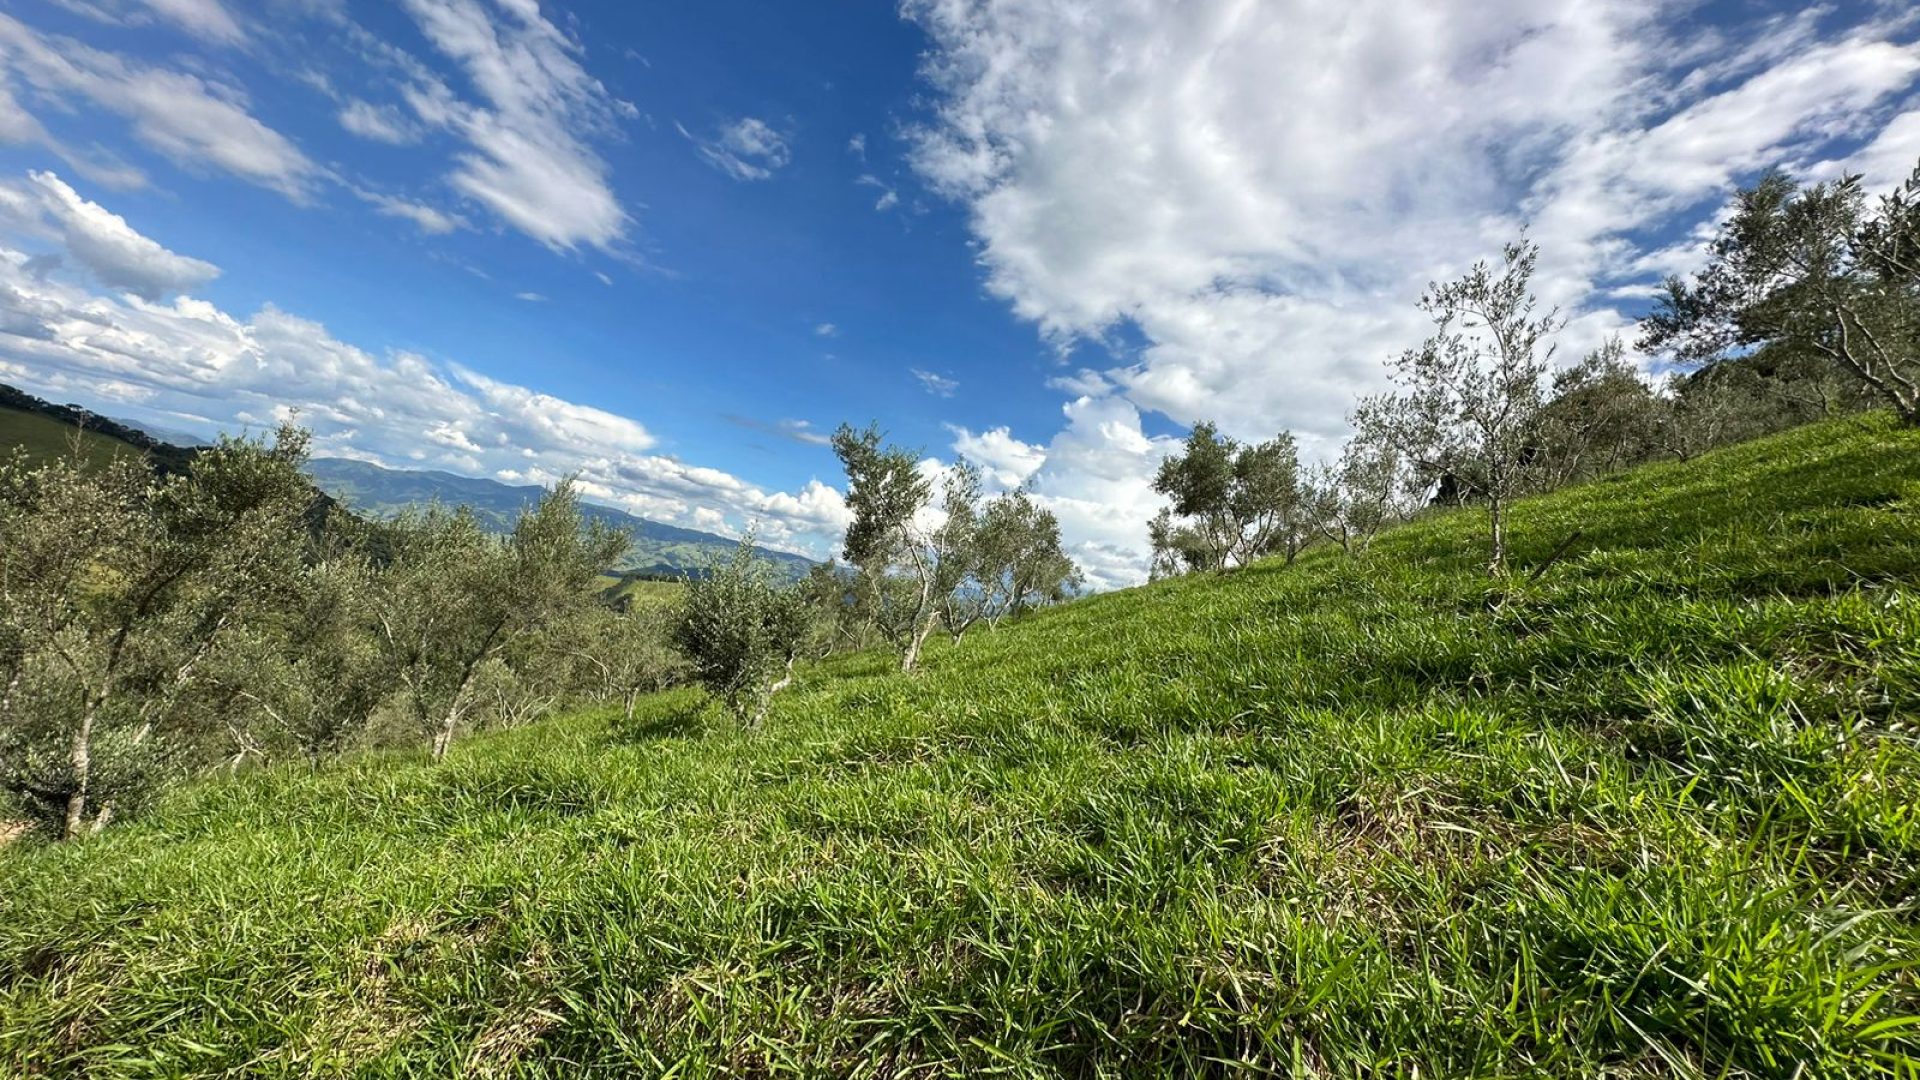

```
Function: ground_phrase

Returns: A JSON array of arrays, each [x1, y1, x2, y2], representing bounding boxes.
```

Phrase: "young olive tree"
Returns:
[[1148, 422, 1305, 574], [831, 423, 953, 673], [1529, 338, 1666, 488], [561, 602, 687, 722], [213, 552, 389, 769], [1641, 162, 1920, 425], [672, 538, 809, 726], [1379, 238, 1560, 574], [974, 488, 1080, 627], [371, 481, 626, 761], [1302, 404, 1420, 557], [0, 428, 315, 839]]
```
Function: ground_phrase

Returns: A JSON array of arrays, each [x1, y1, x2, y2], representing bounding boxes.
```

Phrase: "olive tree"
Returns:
[[1641, 162, 1920, 425], [1529, 339, 1666, 488], [214, 552, 388, 768], [371, 481, 626, 761], [1377, 238, 1560, 574], [831, 423, 947, 673], [0, 428, 316, 838], [672, 538, 809, 726], [1148, 422, 1305, 574], [974, 488, 1080, 627], [1303, 404, 1420, 557]]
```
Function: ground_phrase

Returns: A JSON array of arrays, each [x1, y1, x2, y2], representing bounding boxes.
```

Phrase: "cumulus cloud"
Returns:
[[0, 186, 850, 555], [0, 171, 219, 298], [904, 0, 1920, 584], [946, 423, 1045, 490], [0, 13, 319, 200], [684, 116, 791, 181], [393, 0, 632, 251]]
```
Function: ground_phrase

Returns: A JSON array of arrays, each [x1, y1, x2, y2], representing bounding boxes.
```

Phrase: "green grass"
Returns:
[[4, 414, 1920, 1077], [600, 576, 687, 612]]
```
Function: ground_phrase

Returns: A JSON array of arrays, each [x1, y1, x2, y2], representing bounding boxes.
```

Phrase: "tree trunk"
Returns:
[[751, 658, 797, 728], [63, 707, 95, 841], [1487, 497, 1507, 576], [901, 614, 940, 674], [624, 689, 640, 722], [431, 709, 459, 762]]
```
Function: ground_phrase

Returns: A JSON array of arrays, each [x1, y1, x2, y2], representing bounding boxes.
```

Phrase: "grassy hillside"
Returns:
[[0, 385, 200, 476], [0, 405, 146, 470], [4, 414, 1919, 1076]]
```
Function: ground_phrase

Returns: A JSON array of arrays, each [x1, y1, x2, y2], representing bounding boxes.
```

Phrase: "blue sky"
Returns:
[[1, 0, 1917, 586]]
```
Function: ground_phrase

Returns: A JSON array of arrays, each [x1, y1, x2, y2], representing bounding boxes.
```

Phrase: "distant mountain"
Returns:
[[306, 457, 815, 580], [110, 416, 212, 448]]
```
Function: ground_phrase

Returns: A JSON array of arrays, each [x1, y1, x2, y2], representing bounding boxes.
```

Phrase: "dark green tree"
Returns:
[[1641, 163, 1920, 424]]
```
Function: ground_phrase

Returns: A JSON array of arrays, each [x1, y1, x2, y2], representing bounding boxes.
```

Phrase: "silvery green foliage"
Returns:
[[1642, 163, 1920, 425], [1149, 422, 1306, 574], [371, 480, 628, 760], [1377, 239, 1560, 574], [673, 538, 809, 726], [0, 428, 316, 838]]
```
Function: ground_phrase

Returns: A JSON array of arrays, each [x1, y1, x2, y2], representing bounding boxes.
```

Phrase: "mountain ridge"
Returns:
[[306, 456, 816, 580]]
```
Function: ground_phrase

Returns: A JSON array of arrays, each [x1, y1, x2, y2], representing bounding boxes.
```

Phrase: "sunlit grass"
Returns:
[[3, 412, 1919, 1076]]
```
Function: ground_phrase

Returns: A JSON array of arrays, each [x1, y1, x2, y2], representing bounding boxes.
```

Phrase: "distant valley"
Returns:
[[304, 457, 814, 580], [0, 383, 814, 582]]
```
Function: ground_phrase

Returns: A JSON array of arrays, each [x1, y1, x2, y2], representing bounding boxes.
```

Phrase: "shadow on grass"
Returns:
[[609, 699, 710, 745]]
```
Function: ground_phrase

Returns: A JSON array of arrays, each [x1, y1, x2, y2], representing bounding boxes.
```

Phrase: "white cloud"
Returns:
[[814, 322, 837, 337], [348, 186, 468, 234], [1811, 107, 1920, 191], [904, 0, 1920, 584], [911, 368, 959, 397], [856, 173, 899, 211], [847, 132, 867, 159], [136, 0, 245, 44], [338, 99, 419, 145], [946, 423, 1045, 490], [0, 14, 320, 200], [684, 116, 791, 181], [395, 0, 632, 251], [0, 171, 219, 299], [42, 0, 247, 44], [0, 191, 851, 556], [514, 291, 546, 302]]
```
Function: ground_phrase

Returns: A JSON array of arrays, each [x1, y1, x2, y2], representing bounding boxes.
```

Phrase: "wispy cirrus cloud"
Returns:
[[911, 368, 958, 397], [682, 116, 791, 181], [0, 13, 320, 200], [387, 0, 636, 252]]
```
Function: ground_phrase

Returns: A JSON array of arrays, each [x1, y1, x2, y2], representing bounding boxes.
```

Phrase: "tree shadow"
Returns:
[[608, 700, 710, 745]]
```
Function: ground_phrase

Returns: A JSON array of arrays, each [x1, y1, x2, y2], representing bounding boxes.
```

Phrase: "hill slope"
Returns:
[[307, 456, 815, 580], [3, 415, 1919, 1076], [0, 384, 198, 474]]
